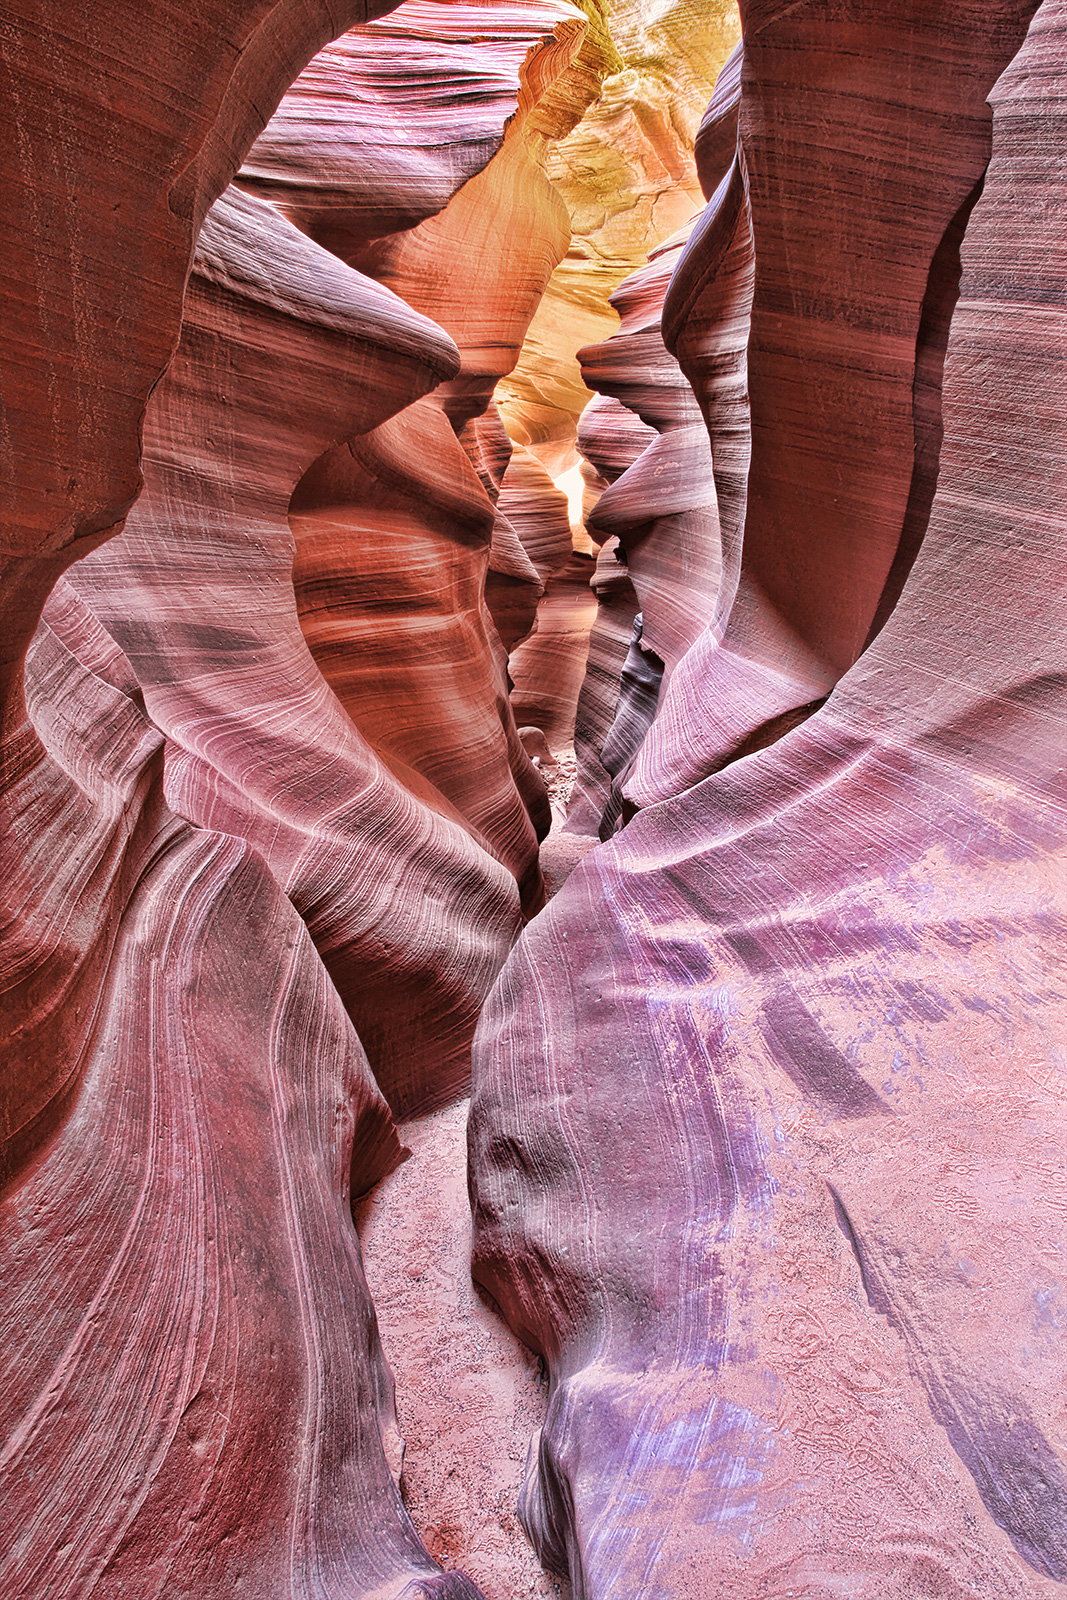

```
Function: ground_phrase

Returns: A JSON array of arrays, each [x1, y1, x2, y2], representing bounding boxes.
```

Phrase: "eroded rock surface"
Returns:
[[653, 0, 1044, 782], [471, 3, 1067, 1595], [66, 185, 519, 1118], [3, 1, 1065, 1597]]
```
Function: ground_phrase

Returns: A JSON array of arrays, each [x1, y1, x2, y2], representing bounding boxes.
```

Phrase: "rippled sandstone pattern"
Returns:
[[497, 0, 742, 467], [0, 3, 524, 1594], [651, 0, 1045, 785], [267, 0, 612, 910], [3, 2, 1065, 1598], [567, 223, 723, 834], [471, 3, 1067, 1595], [65, 184, 518, 1119]]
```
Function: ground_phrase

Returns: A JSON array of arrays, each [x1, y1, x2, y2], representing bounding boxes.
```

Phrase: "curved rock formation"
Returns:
[[2, 581, 456, 1598], [508, 550, 599, 755], [0, 0, 403, 702], [4, 1, 1065, 1595], [563, 536, 640, 836], [470, 4, 1067, 1595], [0, 5, 560, 1593], [274, 0, 606, 909], [566, 222, 722, 837], [65, 185, 520, 1119], [652, 0, 1043, 785], [563, 397, 651, 831], [239, 0, 556, 245], [581, 227, 721, 678], [497, 0, 741, 467], [0, 6, 511, 1578]]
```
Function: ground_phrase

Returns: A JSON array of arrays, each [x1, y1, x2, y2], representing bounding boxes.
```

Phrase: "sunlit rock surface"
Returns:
[[496, 0, 741, 468], [273, 0, 608, 911], [471, 3, 1067, 1596]]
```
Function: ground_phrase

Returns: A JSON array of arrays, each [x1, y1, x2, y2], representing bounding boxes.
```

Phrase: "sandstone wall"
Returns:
[[471, 4, 1067, 1595]]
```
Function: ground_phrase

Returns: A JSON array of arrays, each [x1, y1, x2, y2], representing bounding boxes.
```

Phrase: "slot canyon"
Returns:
[[1, 0, 1064, 1595]]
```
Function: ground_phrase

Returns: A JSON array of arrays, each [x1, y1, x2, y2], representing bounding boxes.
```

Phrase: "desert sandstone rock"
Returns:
[[65, 186, 522, 1118], [276, 0, 605, 909], [581, 228, 721, 678], [497, 0, 741, 466], [470, 4, 1066, 1595], [0, 0, 403, 698], [3, 1, 1065, 1596], [568, 223, 723, 832], [652, 0, 1044, 784]]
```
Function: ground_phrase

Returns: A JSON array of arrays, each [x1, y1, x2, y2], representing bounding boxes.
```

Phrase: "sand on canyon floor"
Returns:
[[354, 1099, 573, 1600], [353, 766, 601, 1599]]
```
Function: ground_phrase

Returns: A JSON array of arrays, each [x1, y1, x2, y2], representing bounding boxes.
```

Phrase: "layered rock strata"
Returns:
[[1, 4, 531, 1592], [258, 0, 610, 908], [66, 186, 519, 1119], [567, 223, 723, 832], [581, 231, 721, 678], [650, 0, 1044, 787], [470, 4, 1067, 1596], [497, 0, 741, 467], [562, 535, 641, 836], [0, 0, 402, 702]]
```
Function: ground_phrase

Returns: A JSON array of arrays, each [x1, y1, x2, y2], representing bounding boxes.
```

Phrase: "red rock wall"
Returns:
[[471, 3, 1067, 1595], [3, 1, 1065, 1595], [65, 185, 520, 1119], [0, 3, 603, 1594], [0, 0, 403, 690], [278, 0, 605, 910]]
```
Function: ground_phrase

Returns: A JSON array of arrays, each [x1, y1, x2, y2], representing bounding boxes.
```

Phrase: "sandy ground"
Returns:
[[353, 758, 599, 1598], [355, 1104, 571, 1599]]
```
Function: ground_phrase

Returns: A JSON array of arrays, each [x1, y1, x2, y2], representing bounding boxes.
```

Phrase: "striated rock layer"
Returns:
[[0, 0, 407, 698], [0, 2, 594, 1594], [66, 184, 520, 1119], [570, 222, 723, 834], [497, 0, 741, 468], [649, 0, 1044, 788], [276, 0, 610, 907], [470, 4, 1067, 1596]]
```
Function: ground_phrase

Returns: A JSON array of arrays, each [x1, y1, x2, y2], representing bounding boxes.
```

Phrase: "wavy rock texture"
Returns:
[[471, 407, 548, 655], [650, 0, 1043, 787], [65, 185, 520, 1119], [577, 231, 722, 678], [470, 5, 1067, 1596], [1, 585, 492, 1600], [563, 399, 648, 833], [276, 0, 607, 910], [239, 0, 555, 244], [491, 1, 740, 792], [0, 0, 405, 698], [569, 225, 722, 829], [2, 4, 529, 1593], [499, 446, 598, 754], [497, 0, 741, 467], [566, 222, 723, 838], [508, 551, 599, 755], [563, 537, 640, 836]]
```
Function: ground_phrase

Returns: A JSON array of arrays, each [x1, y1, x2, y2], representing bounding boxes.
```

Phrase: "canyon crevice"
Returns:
[[1, 2, 1064, 1598]]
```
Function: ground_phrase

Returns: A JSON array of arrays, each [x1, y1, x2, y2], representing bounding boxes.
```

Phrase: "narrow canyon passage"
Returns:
[[1, 3, 1064, 1599]]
